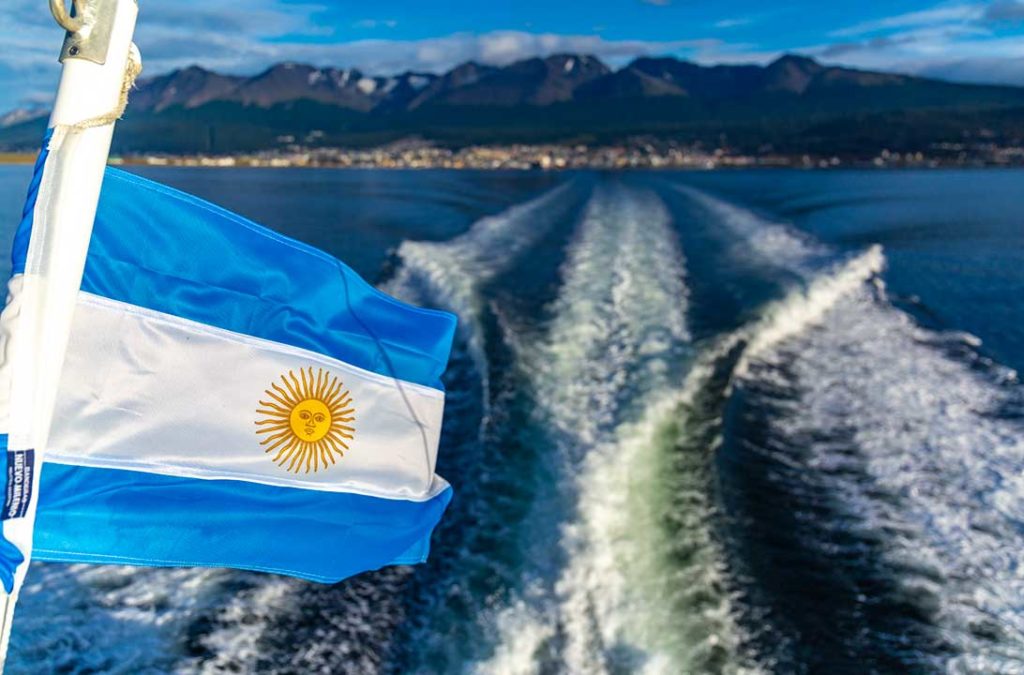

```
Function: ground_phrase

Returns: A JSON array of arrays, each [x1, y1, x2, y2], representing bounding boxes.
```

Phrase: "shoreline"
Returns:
[[3, 163, 1022, 171], [4, 140, 1024, 170], [1, 154, 1022, 171]]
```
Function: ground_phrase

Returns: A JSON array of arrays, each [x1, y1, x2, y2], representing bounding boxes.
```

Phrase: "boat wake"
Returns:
[[730, 272, 1024, 671], [672, 184, 827, 273], [474, 183, 754, 674], [10, 563, 228, 673], [733, 245, 885, 377], [9, 177, 1024, 674], [387, 181, 582, 385], [675, 184, 1024, 672]]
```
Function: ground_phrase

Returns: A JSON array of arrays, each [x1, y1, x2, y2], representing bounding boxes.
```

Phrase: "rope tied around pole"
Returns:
[[48, 0, 143, 133], [62, 42, 143, 132]]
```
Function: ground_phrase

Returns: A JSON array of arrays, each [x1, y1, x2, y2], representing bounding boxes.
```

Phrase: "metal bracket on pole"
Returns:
[[53, 0, 121, 65]]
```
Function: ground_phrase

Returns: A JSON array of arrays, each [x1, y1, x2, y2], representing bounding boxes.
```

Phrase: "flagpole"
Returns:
[[0, 0, 139, 668], [30, 0, 141, 447]]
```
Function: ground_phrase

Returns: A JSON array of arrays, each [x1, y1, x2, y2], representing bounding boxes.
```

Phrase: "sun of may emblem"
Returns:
[[256, 367, 355, 474]]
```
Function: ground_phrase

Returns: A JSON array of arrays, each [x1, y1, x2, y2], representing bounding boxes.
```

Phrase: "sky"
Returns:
[[1, 0, 1023, 111]]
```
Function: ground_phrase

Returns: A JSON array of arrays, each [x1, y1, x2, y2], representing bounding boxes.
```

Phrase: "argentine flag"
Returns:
[[0, 129, 456, 593]]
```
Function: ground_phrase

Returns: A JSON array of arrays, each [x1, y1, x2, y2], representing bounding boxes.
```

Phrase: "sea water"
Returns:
[[1, 165, 1022, 673]]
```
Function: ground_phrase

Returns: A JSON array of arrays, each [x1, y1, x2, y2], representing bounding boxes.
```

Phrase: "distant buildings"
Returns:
[[122, 139, 1024, 171]]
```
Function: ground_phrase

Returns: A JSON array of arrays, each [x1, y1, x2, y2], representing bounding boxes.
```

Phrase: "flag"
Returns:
[[0, 133, 456, 589]]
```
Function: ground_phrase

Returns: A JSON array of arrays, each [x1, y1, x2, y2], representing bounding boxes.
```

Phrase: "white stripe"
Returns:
[[43, 286, 447, 501]]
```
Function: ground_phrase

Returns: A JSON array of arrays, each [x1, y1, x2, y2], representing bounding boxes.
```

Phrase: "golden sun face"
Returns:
[[256, 367, 355, 474]]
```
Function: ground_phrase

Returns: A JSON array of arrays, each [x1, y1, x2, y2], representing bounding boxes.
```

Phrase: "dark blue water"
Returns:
[[1, 165, 1022, 674]]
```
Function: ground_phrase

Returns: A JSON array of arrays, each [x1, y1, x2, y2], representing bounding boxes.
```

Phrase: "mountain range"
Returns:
[[2, 53, 1023, 155]]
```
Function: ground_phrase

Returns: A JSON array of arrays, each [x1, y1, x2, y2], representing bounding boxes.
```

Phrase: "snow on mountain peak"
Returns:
[[408, 75, 431, 90], [356, 77, 377, 95]]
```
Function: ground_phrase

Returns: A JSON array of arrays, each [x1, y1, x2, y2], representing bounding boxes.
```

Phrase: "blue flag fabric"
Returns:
[[0, 145, 456, 588]]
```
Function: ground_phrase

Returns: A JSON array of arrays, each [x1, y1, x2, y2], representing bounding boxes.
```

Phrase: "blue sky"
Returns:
[[2, 0, 1023, 110]]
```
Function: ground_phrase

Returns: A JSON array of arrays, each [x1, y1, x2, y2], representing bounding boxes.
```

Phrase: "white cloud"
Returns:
[[0, 0, 334, 108], [830, 5, 983, 37], [2, 0, 1023, 112], [794, 1, 1024, 85], [832, 0, 1024, 36], [0, 0, 715, 110], [353, 19, 399, 30], [714, 18, 753, 29], [806, 24, 1024, 85], [137, 30, 716, 78]]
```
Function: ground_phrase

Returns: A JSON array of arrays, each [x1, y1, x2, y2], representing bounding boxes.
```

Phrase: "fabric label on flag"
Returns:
[[3, 450, 34, 520]]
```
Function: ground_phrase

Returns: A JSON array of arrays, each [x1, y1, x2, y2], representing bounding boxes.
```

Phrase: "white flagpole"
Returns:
[[0, 0, 139, 668]]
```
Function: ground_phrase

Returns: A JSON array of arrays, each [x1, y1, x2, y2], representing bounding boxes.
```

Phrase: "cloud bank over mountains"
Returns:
[[1, 0, 1022, 111]]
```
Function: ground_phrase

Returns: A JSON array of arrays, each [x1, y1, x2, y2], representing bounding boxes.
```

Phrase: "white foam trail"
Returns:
[[676, 185, 1024, 668], [733, 245, 885, 378], [10, 563, 228, 673], [736, 263, 1024, 671], [178, 576, 297, 674], [673, 185, 826, 272], [536, 186, 690, 674], [387, 183, 576, 381], [476, 593, 557, 675], [476, 184, 753, 674]]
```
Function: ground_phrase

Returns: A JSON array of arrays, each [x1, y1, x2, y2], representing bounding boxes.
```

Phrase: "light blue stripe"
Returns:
[[33, 463, 452, 582], [11, 155, 456, 390]]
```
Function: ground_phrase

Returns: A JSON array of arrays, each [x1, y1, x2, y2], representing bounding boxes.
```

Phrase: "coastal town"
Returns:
[[121, 139, 1024, 170]]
